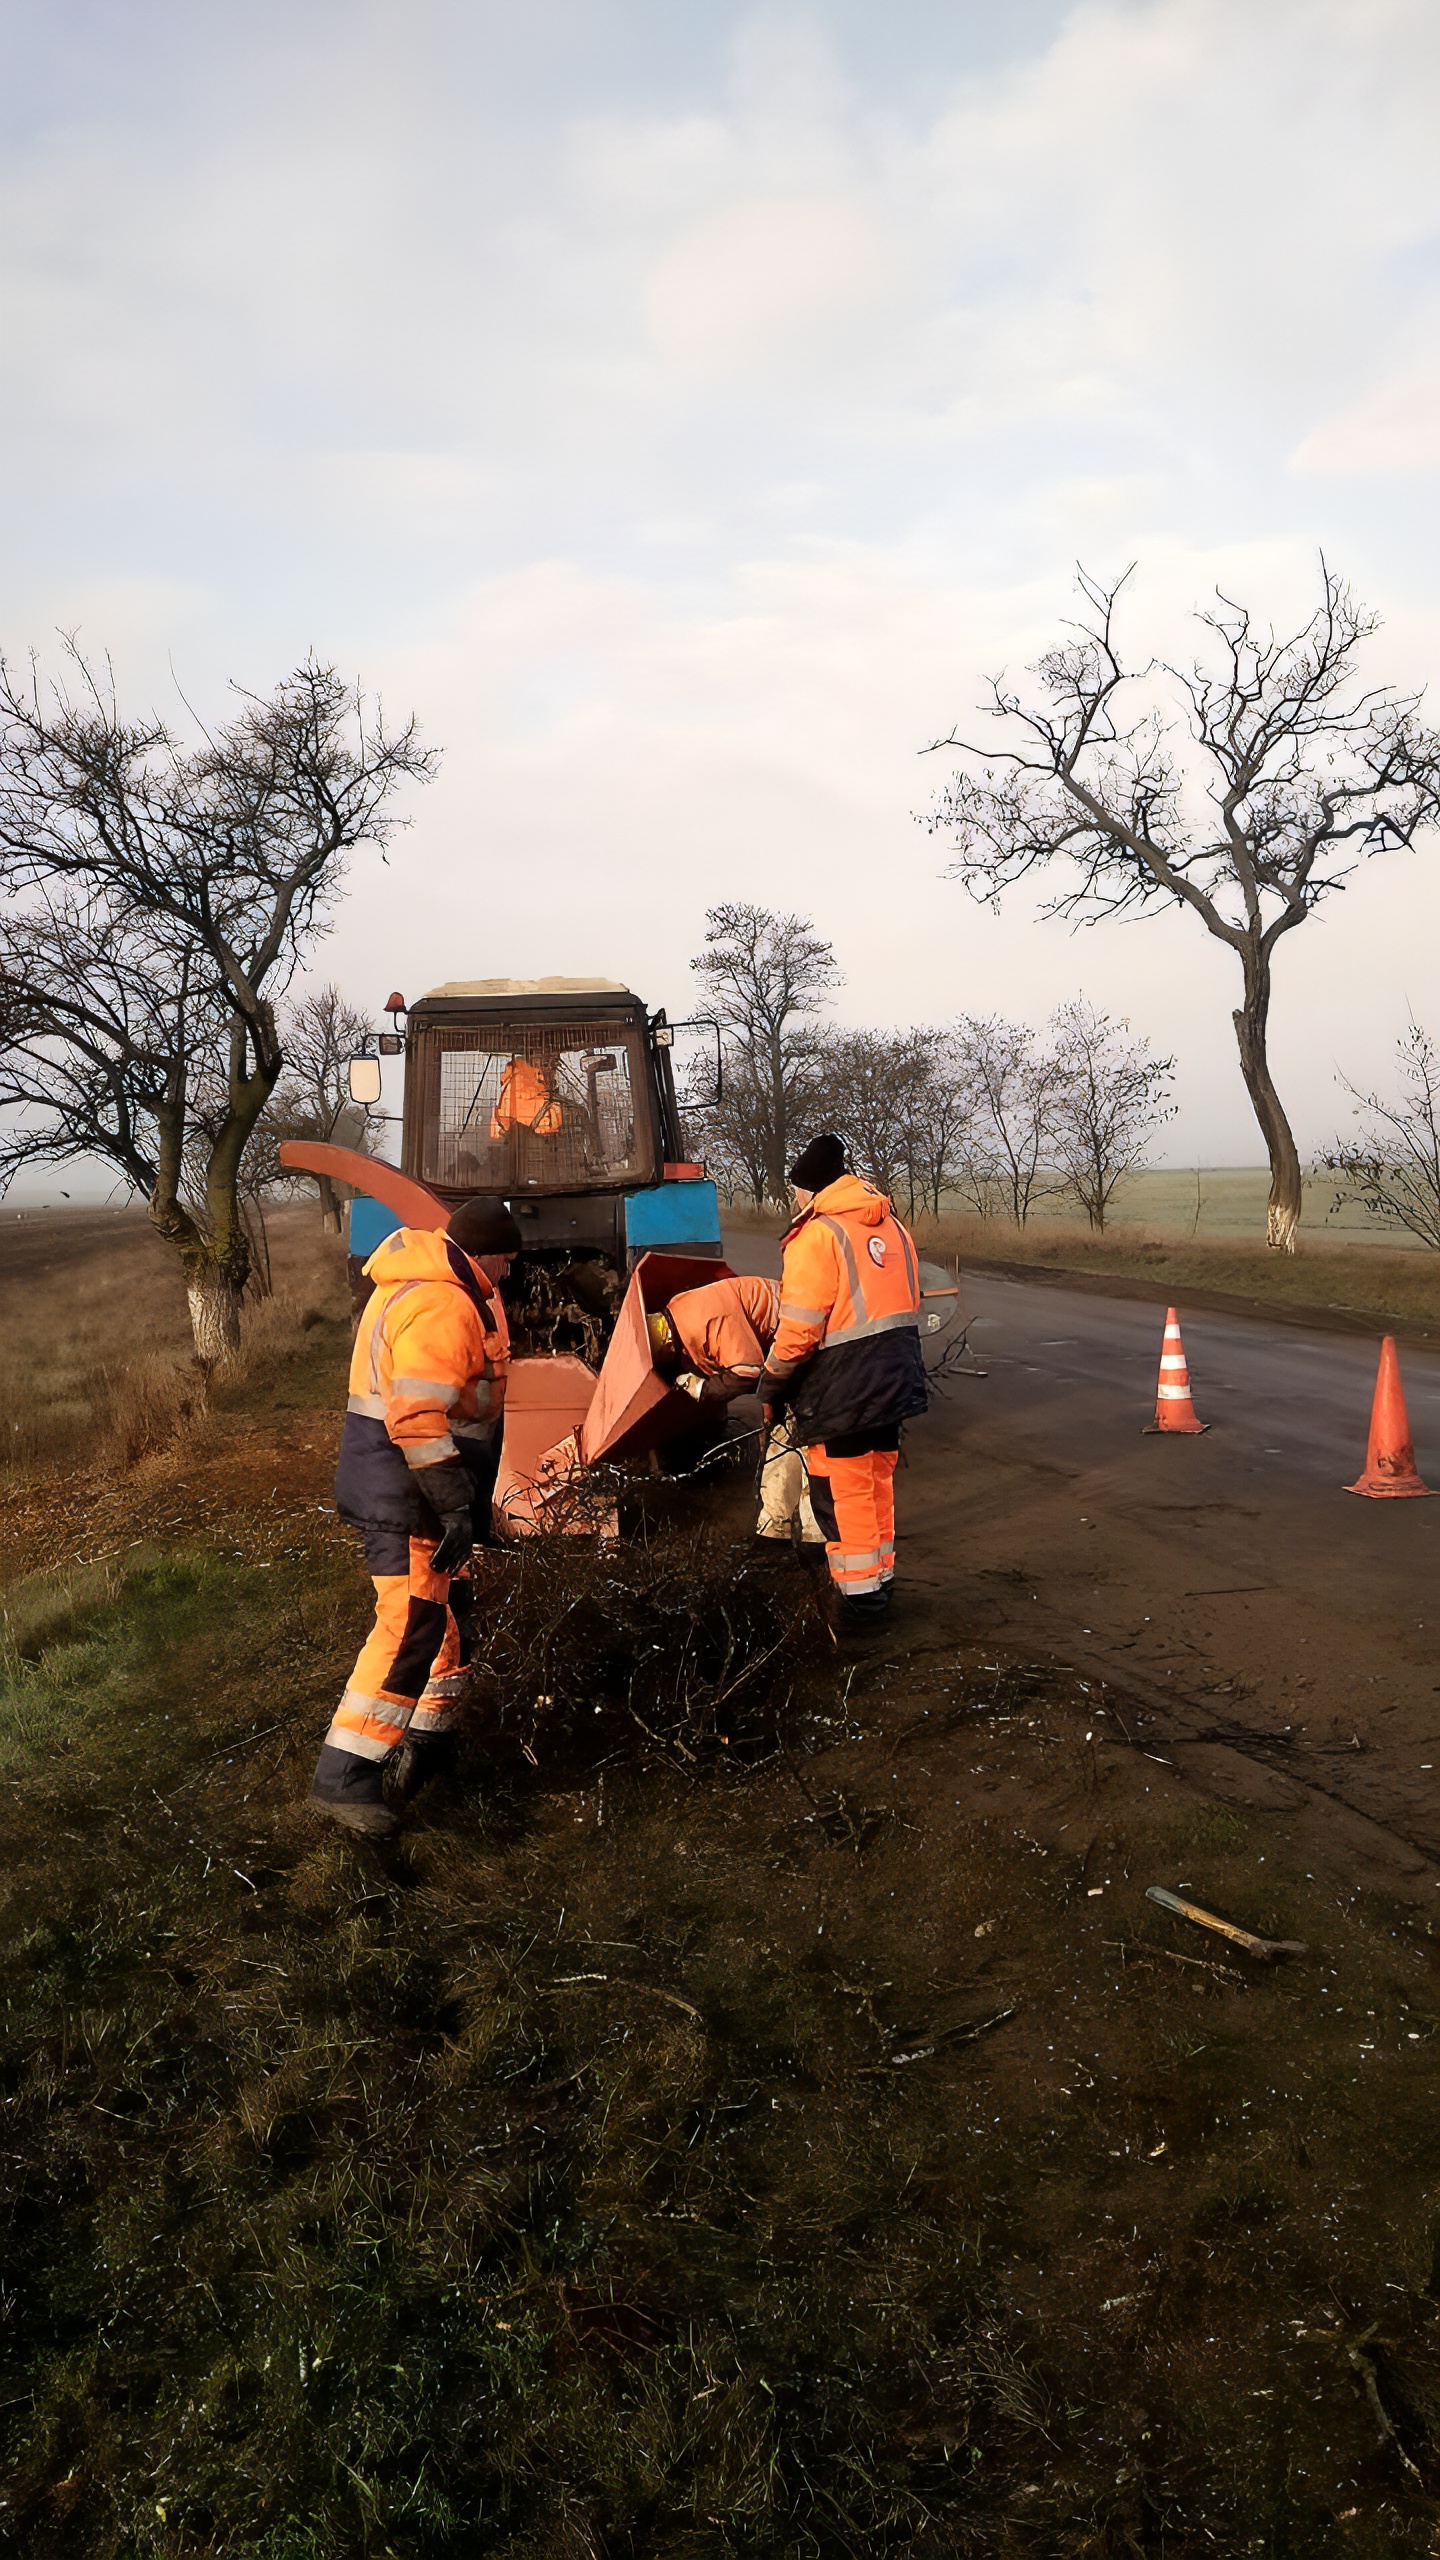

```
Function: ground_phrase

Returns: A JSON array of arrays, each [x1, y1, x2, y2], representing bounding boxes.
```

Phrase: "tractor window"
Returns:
[[419, 1026, 651, 1194]]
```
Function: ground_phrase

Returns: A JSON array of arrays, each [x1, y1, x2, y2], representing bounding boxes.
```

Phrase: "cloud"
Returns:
[[1291, 358, 1440, 478], [5, 0, 1440, 1166], [647, 195, 893, 376]]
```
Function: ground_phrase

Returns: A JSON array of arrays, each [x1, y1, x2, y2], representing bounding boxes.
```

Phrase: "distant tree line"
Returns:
[[684, 903, 1175, 1229]]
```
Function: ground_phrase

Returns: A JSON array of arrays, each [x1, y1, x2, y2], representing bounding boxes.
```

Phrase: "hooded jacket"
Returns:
[[334, 1227, 510, 1530], [667, 1274, 780, 1379], [765, 1175, 926, 1446]]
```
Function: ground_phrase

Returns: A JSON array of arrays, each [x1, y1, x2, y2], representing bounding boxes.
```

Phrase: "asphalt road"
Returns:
[[726, 1231, 1440, 1899]]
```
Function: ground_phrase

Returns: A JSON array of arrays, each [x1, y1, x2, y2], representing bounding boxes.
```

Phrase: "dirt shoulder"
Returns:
[[950, 1249, 1440, 1347]]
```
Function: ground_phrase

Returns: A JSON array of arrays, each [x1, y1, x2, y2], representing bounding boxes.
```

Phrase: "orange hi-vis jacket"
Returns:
[[766, 1175, 927, 1445], [335, 1227, 510, 1529], [490, 1056, 563, 1139], [667, 1275, 780, 1379]]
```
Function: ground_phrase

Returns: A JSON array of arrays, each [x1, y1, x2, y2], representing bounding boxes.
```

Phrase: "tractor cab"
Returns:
[[348, 978, 722, 1359]]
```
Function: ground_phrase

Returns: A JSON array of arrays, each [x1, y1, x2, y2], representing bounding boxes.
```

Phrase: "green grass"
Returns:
[[986, 1166, 1435, 1250], [0, 1540, 1039, 2558]]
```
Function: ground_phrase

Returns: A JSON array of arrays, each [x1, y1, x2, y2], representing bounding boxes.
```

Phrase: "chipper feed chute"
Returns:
[[501, 1252, 740, 1536], [495, 1356, 611, 1538], [578, 1252, 738, 1465]]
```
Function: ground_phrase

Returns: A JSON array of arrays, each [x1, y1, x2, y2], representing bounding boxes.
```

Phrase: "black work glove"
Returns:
[[415, 1458, 475, 1577], [429, 1514, 474, 1576], [758, 1372, 790, 1433]]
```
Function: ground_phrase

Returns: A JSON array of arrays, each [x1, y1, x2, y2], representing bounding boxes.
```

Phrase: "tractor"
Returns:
[[286, 976, 723, 1359]]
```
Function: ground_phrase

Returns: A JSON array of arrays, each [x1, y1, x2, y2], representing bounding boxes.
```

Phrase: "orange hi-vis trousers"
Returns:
[[803, 1445, 897, 1597], [323, 1526, 473, 1764]]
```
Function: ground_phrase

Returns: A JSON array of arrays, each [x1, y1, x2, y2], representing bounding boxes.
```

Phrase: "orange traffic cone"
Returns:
[[1345, 1337, 1435, 1499], [1143, 1306, 1208, 1435]]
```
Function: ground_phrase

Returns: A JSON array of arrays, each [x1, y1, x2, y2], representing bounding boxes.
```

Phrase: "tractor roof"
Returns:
[[420, 977, 633, 1001]]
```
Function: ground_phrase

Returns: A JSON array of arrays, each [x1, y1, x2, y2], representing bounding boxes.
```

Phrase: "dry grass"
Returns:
[[0, 1204, 348, 1475], [721, 1201, 1440, 1336], [911, 1215, 1440, 1338]]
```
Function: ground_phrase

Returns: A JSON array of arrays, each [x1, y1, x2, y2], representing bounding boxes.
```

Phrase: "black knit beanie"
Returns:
[[449, 1196, 523, 1256], [787, 1133, 846, 1192]]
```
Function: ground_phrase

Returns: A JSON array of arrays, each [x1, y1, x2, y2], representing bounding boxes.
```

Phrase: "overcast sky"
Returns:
[[4, 0, 1439, 1187]]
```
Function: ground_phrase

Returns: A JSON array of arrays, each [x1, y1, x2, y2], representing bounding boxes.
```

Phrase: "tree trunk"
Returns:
[[186, 1271, 244, 1369], [147, 1016, 279, 1364], [316, 1171, 342, 1234], [1232, 957, 1302, 1252]]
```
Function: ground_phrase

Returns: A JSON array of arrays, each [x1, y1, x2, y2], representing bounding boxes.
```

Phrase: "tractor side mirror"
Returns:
[[657, 1017, 722, 1111], [347, 1055, 383, 1105]]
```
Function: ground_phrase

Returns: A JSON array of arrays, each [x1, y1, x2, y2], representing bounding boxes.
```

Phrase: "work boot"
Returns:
[[834, 1588, 892, 1636], [308, 1744, 399, 1839], [384, 1731, 459, 1810]]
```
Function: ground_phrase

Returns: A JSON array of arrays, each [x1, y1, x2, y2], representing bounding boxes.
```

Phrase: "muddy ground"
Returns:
[[726, 1230, 1440, 1910], [1, 1217, 1439, 2552]]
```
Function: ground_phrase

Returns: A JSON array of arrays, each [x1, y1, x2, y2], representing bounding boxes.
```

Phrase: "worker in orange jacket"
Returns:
[[647, 1275, 824, 1547], [647, 1274, 779, 1400], [309, 1195, 521, 1837], [490, 1053, 564, 1139], [757, 1134, 926, 1627]]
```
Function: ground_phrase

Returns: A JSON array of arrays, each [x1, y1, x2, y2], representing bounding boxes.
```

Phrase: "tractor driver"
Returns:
[[490, 1049, 564, 1141]]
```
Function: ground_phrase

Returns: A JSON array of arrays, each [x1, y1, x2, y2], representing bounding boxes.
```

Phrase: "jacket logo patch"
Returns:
[[867, 1236, 887, 1266]]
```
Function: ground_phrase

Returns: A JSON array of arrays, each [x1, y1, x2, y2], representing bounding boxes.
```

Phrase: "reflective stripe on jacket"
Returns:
[[769, 1175, 927, 1444], [667, 1275, 779, 1378], [335, 1227, 510, 1529]]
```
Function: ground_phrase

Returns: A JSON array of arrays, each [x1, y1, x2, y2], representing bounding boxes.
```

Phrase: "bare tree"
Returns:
[[923, 564, 1440, 1250], [0, 647, 434, 1362], [813, 1025, 938, 1214], [1048, 1000, 1175, 1230], [903, 1030, 982, 1221], [953, 1014, 1065, 1225], [0, 885, 206, 1217], [1320, 1019, 1440, 1250], [685, 1051, 779, 1209], [690, 904, 841, 1204]]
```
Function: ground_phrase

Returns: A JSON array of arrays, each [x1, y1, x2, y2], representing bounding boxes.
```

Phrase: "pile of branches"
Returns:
[[469, 1519, 821, 1767]]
